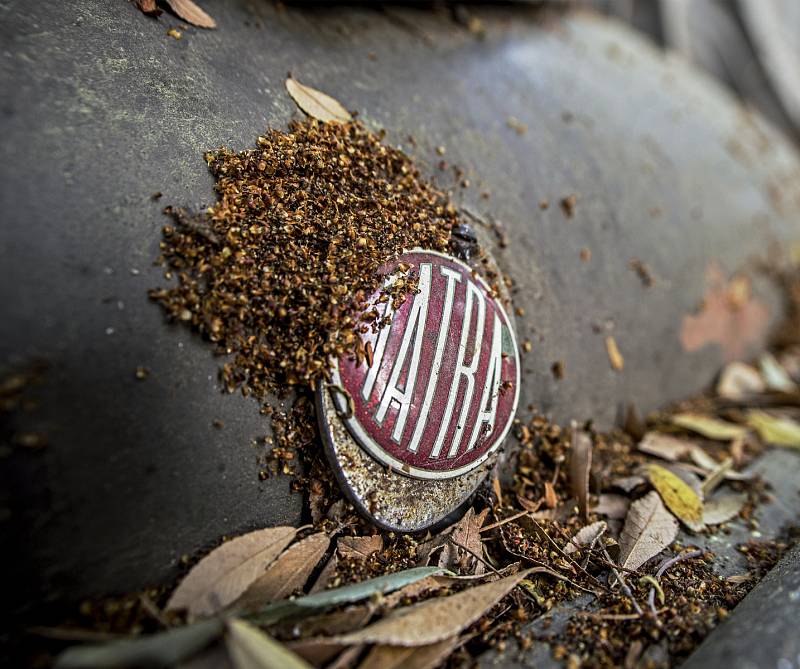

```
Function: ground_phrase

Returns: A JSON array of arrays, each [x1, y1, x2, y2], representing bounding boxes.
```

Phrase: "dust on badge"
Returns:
[[329, 250, 520, 481]]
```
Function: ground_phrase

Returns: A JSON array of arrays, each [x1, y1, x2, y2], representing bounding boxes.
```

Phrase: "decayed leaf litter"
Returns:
[[50, 80, 800, 669]]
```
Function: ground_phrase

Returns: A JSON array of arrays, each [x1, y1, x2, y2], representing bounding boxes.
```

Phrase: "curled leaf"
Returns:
[[618, 491, 679, 571], [165, 0, 216, 28], [638, 432, 695, 461], [646, 464, 704, 530], [166, 526, 296, 618], [285, 78, 352, 123], [717, 362, 765, 399], [671, 413, 748, 441], [759, 353, 797, 392], [226, 619, 311, 669], [569, 425, 592, 520], [746, 410, 800, 449], [703, 493, 747, 525]]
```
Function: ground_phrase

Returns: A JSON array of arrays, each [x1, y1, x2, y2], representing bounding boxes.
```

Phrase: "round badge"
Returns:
[[330, 249, 520, 480]]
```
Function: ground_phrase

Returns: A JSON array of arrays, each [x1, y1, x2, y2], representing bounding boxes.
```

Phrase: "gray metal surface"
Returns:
[[681, 541, 800, 669], [1, 0, 800, 629]]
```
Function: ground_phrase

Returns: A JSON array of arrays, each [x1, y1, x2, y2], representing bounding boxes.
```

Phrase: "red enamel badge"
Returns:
[[332, 250, 520, 480]]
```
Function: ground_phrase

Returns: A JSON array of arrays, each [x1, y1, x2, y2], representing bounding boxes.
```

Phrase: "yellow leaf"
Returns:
[[671, 413, 748, 441], [746, 410, 800, 449], [646, 464, 704, 528]]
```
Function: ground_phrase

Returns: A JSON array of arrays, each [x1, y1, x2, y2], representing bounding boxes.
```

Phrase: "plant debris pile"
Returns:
[[149, 119, 455, 394]]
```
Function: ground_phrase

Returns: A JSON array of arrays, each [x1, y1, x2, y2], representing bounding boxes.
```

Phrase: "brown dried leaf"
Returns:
[[638, 432, 695, 461], [717, 362, 765, 399], [166, 526, 296, 618], [605, 336, 624, 371], [285, 77, 352, 123], [564, 521, 607, 555], [136, 0, 162, 17], [646, 464, 704, 530], [569, 425, 592, 520], [236, 533, 330, 610], [164, 0, 216, 28], [618, 491, 679, 571], [308, 554, 338, 595], [335, 569, 531, 646], [357, 636, 463, 669], [592, 493, 630, 520], [703, 493, 747, 525], [438, 508, 489, 576], [544, 481, 558, 509], [338, 535, 383, 560], [611, 475, 646, 493]]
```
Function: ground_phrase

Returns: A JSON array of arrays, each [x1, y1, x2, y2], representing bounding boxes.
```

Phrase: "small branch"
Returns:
[[527, 516, 606, 590], [480, 509, 529, 533], [602, 547, 643, 616], [647, 549, 704, 613]]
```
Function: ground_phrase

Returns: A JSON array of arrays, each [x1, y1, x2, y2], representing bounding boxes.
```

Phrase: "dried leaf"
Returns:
[[164, 0, 216, 28], [136, 0, 162, 17], [717, 362, 765, 399], [646, 464, 704, 530], [166, 527, 296, 618], [357, 637, 462, 669], [226, 619, 310, 669], [569, 425, 592, 520], [611, 475, 646, 493], [271, 606, 373, 642], [530, 498, 577, 523], [638, 432, 695, 461], [746, 410, 800, 449], [564, 521, 607, 555], [592, 494, 630, 520], [250, 567, 450, 625], [759, 353, 797, 392], [237, 533, 330, 610], [688, 447, 719, 471], [285, 78, 352, 123], [338, 535, 383, 560], [703, 493, 747, 525], [605, 336, 624, 371], [618, 491, 679, 570], [438, 508, 489, 576], [308, 554, 338, 595], [701, 457, 733, 496], [55, 619, 223, 669], [671, 413, 748, 441], [335, 570, 530, 646], [544, 481, 558, 509]]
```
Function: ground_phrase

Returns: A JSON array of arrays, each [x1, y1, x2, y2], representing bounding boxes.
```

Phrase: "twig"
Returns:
[[647, 549, 704, 613], [527, 516, 606, 590], [601, 547, 643, 616], [480, 509, 529, 533], [449, 537, 502, 577]]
